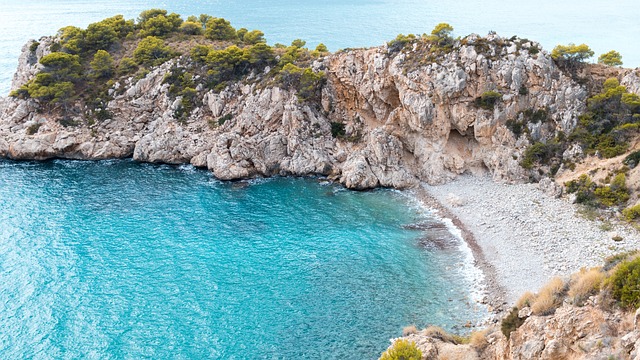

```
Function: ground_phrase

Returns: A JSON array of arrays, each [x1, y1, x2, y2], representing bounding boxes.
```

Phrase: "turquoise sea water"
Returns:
[[1, 0, 639, 95], [0, 159, 485, 359]]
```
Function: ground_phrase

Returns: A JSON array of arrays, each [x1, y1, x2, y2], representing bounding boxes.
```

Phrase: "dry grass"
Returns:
[[469, 329, 489, 350], [516, 291, 536, 309], [402, 325, 418, 336], [568, 268, 605, 305], [422, 326, 467, 344], [531, 277, 566, 316]]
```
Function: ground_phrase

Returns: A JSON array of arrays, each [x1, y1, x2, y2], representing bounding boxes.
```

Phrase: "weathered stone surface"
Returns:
[[390, 304, 640, 360], [3, 35, 637, 190]]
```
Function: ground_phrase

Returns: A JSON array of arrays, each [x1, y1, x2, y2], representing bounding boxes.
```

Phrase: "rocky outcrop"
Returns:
[[3, 34, 638, 189], [10, 37, 54, 92], [394, 303, 640, 360]]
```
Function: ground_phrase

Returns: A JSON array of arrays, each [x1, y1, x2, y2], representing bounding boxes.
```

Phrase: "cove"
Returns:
[[0, 159, 485, 358]]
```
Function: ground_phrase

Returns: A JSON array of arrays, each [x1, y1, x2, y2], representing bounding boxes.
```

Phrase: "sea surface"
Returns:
[[0, 159, 486, 358], [1, 0, 639, 95]]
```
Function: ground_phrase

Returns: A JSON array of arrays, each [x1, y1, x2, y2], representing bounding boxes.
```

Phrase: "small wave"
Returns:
[[177, 164, 197, 173], [401, 190, 489, 310]]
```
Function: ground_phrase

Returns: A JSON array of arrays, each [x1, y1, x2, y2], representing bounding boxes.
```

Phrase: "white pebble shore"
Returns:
[[423, 175, 639, 305]]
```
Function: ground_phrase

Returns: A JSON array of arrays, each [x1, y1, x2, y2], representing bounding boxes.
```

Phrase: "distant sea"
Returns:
[[1, 0, 639, 95]]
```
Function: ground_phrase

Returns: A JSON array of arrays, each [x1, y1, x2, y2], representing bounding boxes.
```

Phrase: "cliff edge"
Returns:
[[5, 31, 635, 190]]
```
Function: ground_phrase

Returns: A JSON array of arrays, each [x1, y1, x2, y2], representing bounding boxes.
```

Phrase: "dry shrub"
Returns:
[[469, 329, 489, 350], [402, 325, 418, 336], [422, 326, 458, 344], [516, 291, 536, 309], [568, 267, 605, 304], [531, 277, 566, 315]]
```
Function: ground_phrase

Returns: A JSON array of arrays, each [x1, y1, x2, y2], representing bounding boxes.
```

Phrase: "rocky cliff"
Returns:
[[398, 305, 640, 360], [5, 34, 637, 189]]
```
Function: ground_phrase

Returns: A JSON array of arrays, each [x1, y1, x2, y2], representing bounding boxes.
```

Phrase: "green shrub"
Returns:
[[501, 307, 526, 340], [26, 123, 42, 135], [565, 174, 597, 206], [522, 108, 548, 124], [474, 91, 501, 110], [520, 141, 559, 169], [622, 204, 640, 222], [204, 18, 237, 41], [379, 339, 422, 360], [604, 251, 639, 271], [506, 119, 526, 138], [190, 45, 212, 63], [567, 78, 640, 159], [139, 11, 182, 37], [598, 50, 623, 67], [162, 65, 200, 121], [608, 257, 640, 309], [565, 174, 629, 208], [218, 113, 232, 126], [278, 63, 326, 102], [133, 36, 174, 66], [29, 41, 40, 53], [315, 43, 328, 53], [427, 23, 454, 49], [15, 52, 82, 106], [387, 33, 416, 52], [242, 30, 265, 45], [90, 50, 115, 79], [593, 173, 629, 207], [330, 122, 346, 138], [85, 15, 135, 51], [519, 85, 529, 95], [179, 21, 203, 35], [118, 57, 138, 75]]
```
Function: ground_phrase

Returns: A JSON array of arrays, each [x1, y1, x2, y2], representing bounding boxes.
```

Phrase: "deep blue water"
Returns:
[[1, 0, 639, 95], [0, 159, 485, 359]]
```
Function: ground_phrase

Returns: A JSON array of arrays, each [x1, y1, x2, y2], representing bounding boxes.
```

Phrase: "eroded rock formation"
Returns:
[[1, 35, 639, 189]]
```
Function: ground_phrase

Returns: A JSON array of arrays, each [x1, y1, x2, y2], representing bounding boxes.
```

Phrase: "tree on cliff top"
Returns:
[[551, 43, 594, 63], [598, 50, 623, 67], [204, 18, 238, 41]]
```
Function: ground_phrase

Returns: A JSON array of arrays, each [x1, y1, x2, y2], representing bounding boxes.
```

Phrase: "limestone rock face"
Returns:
[[390, 305, 640, 360], [10, 37, 54, 92], [0, 35, 615, 189]]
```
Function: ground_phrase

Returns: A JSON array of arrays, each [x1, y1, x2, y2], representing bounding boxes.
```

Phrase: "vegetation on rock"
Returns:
[[379, 339, 422, 360], [607, 256, 640, 309], [9, 8, 329, 123], [565, 173, 630, 208], [501, 307, 526, 339], [598, 50, 623, 67], [551, 43, 594, 63], [474, 90, 502, 110]]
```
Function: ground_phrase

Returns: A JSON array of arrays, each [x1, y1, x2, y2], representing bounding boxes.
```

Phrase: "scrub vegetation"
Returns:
[[10, 9, 327, 122]]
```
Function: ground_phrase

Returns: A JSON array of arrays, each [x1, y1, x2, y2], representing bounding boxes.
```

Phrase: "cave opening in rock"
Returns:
[[445, 126, 489, 175]]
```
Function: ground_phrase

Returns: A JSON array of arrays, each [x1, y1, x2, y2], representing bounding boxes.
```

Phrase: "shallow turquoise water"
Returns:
[[1, 0, 639, 95], [0, 159, 485, 359]]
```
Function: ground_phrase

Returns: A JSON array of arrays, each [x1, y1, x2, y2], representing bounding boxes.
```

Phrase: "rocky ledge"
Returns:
[[4, 33, 638, 189]]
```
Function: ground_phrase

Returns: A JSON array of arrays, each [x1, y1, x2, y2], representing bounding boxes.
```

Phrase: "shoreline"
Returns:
[[409, 186, 508, 318], [418, 174, 639, 309]]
